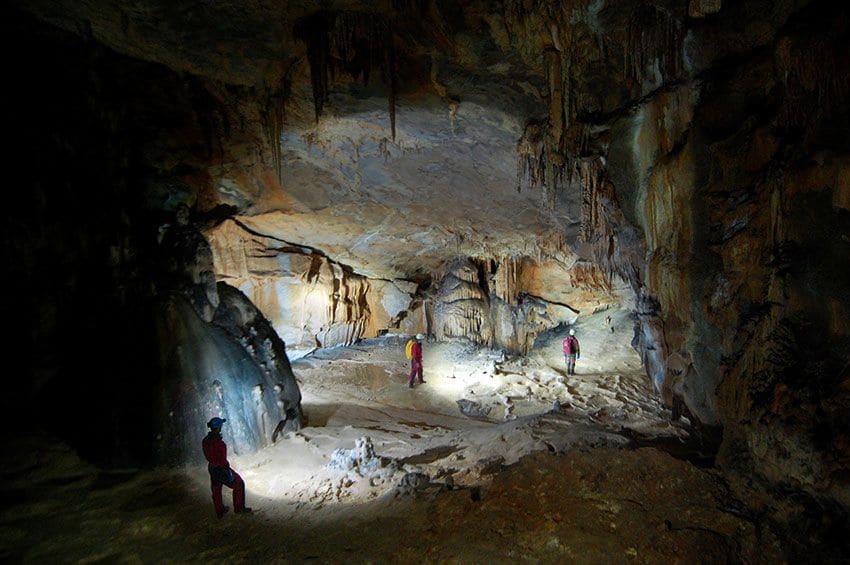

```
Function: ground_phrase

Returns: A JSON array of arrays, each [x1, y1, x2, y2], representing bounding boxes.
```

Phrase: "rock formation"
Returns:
[[156, 216, 302, 463], [433, 256, 604, 354], [207, 218, 422, 354], [6, 0, 850, 556]]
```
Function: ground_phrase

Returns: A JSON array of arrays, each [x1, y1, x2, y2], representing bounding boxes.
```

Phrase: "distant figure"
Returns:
[[407, 333, 426, 388], [563, 329, 581, 375], [201, 417, 252, 518]]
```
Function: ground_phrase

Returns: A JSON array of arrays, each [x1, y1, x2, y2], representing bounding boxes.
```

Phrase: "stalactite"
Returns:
[[294, 10, 398, 139], [568, 260, 612, 293], [295, 14, 329, 123], [516, 119, 546, 192], [514, 10, 583, 210], [625, 5, 683, 87], [260, 65, 293, 181], [576, 156, 604, 243], [516, 119, 566, 208], [546, 48, 564, 143], [384, 38, 397, 140]]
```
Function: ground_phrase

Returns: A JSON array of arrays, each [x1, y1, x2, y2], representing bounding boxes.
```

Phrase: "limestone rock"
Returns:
[[434, 258, 494, 347], [434, 256, 599, 353], [328, 436, 398, 480], [209, 219, 384, 353], [396, 472, 431, 496], [456, 399, 492, 419], [155, 286, 301, 463], [155, 220, 302, 462]]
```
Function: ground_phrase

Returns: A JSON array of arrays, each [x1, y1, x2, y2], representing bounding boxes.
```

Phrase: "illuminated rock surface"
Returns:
[[4, 0, 850, 560], [3, 314, 724, 562]]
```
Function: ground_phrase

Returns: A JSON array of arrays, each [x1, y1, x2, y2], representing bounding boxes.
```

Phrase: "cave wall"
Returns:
[[699, 8, 850, 544], [460, 0, 850, 550], [207, 218, 423, 353], [7, 0, 850, 553], [643, 0, 849, 511], [2, 9, 302, 464], [3, 12, 177, 463], [206, 218, 622, 356], [565, 0, 850, 551], [206, 222, 614, 356]]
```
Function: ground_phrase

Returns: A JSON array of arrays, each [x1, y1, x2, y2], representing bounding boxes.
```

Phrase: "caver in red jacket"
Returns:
[[562, 333, 581, 375], [408, 339, 425, 387], [202, 419, 251, 517], [562, 335, 580, 356]]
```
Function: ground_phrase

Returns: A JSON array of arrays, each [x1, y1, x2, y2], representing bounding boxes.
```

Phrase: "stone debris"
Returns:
[[396, 472, 431, 496], [456, 399, 492, 419], [328, 436, 397, 478]]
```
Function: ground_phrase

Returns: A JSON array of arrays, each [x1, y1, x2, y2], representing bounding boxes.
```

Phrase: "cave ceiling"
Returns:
[[17, 0, 643, 279]]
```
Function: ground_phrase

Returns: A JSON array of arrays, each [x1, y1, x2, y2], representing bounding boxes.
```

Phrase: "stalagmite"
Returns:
[[491, 255, 520, 305], [433, 256, 578, 353], [434, 258, 495, 347]]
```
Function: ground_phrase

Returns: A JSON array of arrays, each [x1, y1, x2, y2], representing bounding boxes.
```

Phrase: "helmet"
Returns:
[[416, 334, 425, 340], [207, 417, 226, 430], [569, 329, 575, 336]]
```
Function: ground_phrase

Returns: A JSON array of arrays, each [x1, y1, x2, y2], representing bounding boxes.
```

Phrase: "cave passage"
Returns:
[[4, 0, 849, 561], [235, 303, 675, 504]]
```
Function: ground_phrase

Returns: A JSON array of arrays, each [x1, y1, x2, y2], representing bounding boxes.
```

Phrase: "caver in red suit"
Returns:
[[562, 329, 581, 375], [201, 417, 252, 517], [408, 334, 426, 388]]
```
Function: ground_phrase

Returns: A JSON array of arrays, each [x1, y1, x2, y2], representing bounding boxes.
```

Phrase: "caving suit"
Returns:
[[201, 431, 247, 517], [408, 340, 424, 386], [563, 335, 580, 375]]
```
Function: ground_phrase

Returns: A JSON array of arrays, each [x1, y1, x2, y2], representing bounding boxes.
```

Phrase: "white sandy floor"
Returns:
[[200, 307, 687, 518], [0, 307, 718, 563]]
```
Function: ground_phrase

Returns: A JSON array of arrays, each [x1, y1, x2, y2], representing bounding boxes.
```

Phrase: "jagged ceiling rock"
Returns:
[[233, 97, 578, 279], [14, 0, 583, 282], [17, 0, 298, 85]]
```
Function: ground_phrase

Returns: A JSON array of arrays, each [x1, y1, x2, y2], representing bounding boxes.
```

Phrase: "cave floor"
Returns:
[[0, 309, 781, 562]]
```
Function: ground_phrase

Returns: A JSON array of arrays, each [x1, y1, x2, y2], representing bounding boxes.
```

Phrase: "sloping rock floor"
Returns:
[[0, 309, 781, 562]]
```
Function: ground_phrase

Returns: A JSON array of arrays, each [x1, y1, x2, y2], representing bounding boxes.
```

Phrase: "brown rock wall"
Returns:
[[433, 256, 617, 353], [591, 2, 850, 551], [207, 218, 421, 351]]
